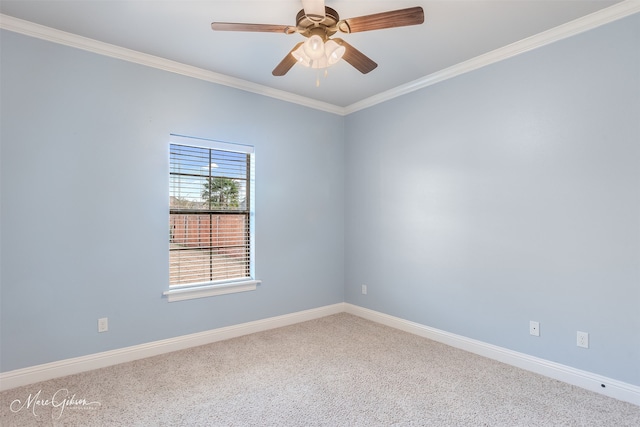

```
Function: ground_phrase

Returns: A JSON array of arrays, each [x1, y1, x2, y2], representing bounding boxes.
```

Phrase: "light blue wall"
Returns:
[[2, 13, 639, 387], [0, 31, 345, 372], [345, 14, 640, 385]]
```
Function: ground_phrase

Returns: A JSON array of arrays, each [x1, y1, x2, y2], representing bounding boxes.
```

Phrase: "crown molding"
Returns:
[[2, 0, 639, 117], [344, 0, 640, 114], [0, 13, 344, 116]]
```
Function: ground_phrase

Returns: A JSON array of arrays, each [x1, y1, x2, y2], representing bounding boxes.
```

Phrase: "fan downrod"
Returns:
[[295, 6, 340, 38]]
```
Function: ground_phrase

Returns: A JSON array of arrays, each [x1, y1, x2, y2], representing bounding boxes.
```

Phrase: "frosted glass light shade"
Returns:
[[303, 35, 325, 60], [291, 37, 345, 70], [324, 40, 345, 65], [292, 45, 311, 67], [310, 55, 328, 69]]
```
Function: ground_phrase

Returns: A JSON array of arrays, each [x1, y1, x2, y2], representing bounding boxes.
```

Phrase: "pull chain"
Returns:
[[315, 69, 330, 87]]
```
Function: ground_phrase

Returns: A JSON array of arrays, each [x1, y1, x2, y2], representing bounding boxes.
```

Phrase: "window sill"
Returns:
[[163, 280, 261, 302]]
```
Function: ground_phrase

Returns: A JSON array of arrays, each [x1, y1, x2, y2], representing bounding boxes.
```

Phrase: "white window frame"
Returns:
[[163, 134, 260, 302]]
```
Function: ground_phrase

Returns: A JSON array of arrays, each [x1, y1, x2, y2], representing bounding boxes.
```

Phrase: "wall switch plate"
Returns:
[[98, 317, 108, 333], [361, 285, 367, 295], [529, 321, 540, 336], [577, 331, 589, 348]]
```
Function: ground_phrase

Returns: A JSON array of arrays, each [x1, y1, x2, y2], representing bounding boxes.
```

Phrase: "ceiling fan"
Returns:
[[211, 0, 424, 76]]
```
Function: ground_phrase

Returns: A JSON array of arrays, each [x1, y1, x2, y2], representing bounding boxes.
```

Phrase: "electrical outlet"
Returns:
[[98, 317, 109, 333], [577, 331, 589, 348], [361, 285, 367, 295], [529, 321, 540, 336]]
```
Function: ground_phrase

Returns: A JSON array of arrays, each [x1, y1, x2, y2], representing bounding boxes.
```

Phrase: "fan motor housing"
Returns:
[[296, 7, 340, 39]]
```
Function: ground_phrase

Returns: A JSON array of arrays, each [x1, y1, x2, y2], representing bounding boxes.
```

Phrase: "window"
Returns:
[[163, 135, 259, 302]]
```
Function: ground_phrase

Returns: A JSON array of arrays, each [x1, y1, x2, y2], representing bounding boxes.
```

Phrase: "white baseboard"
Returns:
[[344, 304, 640, 406], [2, 302, 638, 407], [0, 303, 345, 391]]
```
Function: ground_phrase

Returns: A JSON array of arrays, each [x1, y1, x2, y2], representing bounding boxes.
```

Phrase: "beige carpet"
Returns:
[[1, 313, 639, 426]]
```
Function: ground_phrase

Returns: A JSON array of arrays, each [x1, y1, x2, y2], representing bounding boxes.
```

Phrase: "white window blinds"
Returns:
[[169, 136, 254, 287]]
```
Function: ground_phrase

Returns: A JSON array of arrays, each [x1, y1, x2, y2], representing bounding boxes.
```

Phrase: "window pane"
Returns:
[[169, 141, 252, 286], [169, 212, 249, 284], [170, 144, 248, 212], [201, 178, 246, 210]]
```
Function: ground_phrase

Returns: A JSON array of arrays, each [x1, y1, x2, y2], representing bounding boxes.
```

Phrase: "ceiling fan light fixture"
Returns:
[[324, 39, 345, 65], [292, 38, 345, 69], [303, 34, 325, 60], [292, 44, 311, 67], [213, 4, 425, 77], [310, 55, 329, 69]]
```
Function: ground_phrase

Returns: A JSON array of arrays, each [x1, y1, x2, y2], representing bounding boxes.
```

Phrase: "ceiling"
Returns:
[[0, 1, 630, 109]]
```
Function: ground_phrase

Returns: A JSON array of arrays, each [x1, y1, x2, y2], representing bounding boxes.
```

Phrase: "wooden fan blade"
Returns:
[[211, 22, 296, 34], [272, 42, 304, 76], [334, 39, 377, 74], [337, 6, 424, 33], [302, 0, 325, 22]]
